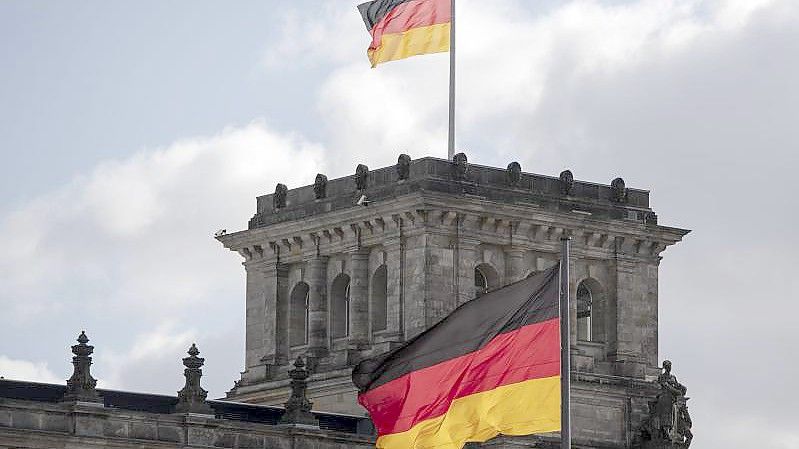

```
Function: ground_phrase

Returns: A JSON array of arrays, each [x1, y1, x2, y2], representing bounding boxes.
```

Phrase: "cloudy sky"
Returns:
[[1, 0, 797, 447]]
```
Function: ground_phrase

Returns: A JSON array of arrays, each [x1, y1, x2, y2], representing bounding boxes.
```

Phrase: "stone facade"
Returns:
[[0, 334, 375, 449], [0, 154, 692, 449], [0, 379, 374, 449], [217, 154, 689, 448]]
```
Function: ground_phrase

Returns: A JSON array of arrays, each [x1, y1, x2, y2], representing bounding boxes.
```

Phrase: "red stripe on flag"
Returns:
[[370, 0, 451, 50], [358, 318, 560, 436]]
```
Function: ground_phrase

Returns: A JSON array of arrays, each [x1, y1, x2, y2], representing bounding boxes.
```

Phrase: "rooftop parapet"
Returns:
[[249, 154, 655, 230]]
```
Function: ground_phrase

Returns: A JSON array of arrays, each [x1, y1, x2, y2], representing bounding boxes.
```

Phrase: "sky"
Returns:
[[0, 0, 797, 447]]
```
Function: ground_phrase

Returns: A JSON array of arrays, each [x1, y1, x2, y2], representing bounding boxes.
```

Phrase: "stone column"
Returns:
[[243, 262, 267, 376], [505, 247, 527, 284], [306, 256, 329, 359], [456, 237, 479, 305], [569, 255, 579, 348], [403, 233, 428, 339], [260, 262, 289, 370], [610, 254, 645, 377], [274, 264, 290, 366], [349, 250, 370, 349], [642, 260, 660, 369], [384, 239, 404, 340], [427, 232, 456, 324]]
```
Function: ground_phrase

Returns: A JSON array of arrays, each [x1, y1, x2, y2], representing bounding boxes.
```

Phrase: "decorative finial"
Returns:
[[274, 183, 288, 210], [279, 356, 317, 426], [396, 154, 411, 180], [174, 343, 214, 415], [452, 152, 469, 181], [611, 177, 627, 203], [559, 170, 574, 195], [355, 164, 369, 191], [62, 331, 102, 403], [77, 330, 89, 344], [314, 174, 328, 199], [507, 162, 522, 187]]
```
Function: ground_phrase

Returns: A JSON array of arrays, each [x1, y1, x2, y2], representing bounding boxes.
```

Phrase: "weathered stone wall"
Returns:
[[0, 398, 374, 449], [217, 155, 689, 446]]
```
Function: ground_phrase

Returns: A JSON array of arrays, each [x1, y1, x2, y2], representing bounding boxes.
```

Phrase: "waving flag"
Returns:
[[358, 0, 452, 67], [352, 264, 562, 449]]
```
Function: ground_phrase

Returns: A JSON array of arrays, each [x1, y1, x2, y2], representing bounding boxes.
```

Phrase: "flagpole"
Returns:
[[560, 237, 572, 449], [447, 0, 456, 160]]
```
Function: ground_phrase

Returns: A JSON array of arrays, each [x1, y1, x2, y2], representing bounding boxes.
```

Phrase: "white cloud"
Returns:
[[1, 1, 798, 447], [0, 121, 327, 396], [98, 323, 195, 393], [0, 356, 61, 384]]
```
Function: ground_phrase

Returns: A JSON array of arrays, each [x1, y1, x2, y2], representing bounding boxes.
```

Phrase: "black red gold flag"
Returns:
[[358, 0, 452, 67], [352, 264, 562, 449]]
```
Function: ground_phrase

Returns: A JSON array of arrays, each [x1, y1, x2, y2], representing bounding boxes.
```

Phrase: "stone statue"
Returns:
[[452, 152, 469, 181], [314, 174, 328, 199], [559, 170, 574, 195], [274, 183, 287, 209], [639, 360, 693, 448], [355, 164, 369, 191], [507, 162, 521, 187], [396, 154, 411, 180], [611, 177, 627, 203]]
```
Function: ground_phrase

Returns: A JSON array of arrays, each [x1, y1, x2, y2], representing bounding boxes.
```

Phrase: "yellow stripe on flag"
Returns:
[[375, 375, 561, 449], [368, 22, 451, 67]]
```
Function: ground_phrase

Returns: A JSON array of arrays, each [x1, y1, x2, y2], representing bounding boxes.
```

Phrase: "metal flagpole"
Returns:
[[447, 0, 456, 160], [560, 237, 572, 449]]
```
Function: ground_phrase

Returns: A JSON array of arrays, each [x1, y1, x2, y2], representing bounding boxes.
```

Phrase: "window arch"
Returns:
[[474, 263, 499, 298], [330, 274, 351, 339], [576, 282, 592, 341], [576, 278, 605, 342], [371, 265, 388, 333], [289, 282, 309, 347]]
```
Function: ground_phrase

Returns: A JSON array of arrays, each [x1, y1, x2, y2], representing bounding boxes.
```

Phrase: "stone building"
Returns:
[[0, 334, 375, 448], [217, 154, 691, 448], [0, 153, 693, 449]]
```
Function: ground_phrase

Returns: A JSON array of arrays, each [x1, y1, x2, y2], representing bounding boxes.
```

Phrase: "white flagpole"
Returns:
[[447, 0, 456, 160]]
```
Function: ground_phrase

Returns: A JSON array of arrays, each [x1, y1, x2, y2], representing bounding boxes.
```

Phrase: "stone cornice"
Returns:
[[218, 191, 688, 266]]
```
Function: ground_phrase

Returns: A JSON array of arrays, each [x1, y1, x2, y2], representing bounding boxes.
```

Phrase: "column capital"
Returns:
[[349, 248, 371, 259], [305, 255, 329, 266], [245, 259, 286, 275], [504, 246, 527, 255]]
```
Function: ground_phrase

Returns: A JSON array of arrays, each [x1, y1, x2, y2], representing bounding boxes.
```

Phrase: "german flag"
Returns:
[[352, 265, 561, 449], [358, 0, 451, 67]]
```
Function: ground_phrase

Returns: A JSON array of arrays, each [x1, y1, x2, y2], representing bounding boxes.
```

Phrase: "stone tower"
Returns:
[[217, 154, 689, 448]]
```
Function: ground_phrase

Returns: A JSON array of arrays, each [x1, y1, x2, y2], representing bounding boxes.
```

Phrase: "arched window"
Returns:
[[474, 264, 499, 298], [475, 268, 488, 296], [289, 283, 309, 347], [331, 274, 351, 339], [576, 279, 605, 343], [371, 265, 388, 333], [576, 282, 593, 341]]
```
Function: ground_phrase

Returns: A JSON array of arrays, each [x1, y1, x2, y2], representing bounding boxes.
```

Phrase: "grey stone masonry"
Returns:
[[0, 378, 374, 449], [62, 331, 102, 404], [173, 343, 214, 415], [217, 154, 689, 447]]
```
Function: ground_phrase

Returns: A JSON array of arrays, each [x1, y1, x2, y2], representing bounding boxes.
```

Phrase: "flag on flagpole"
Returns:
[[358, 0, 452, 67], [352, 264, 562, 449]]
